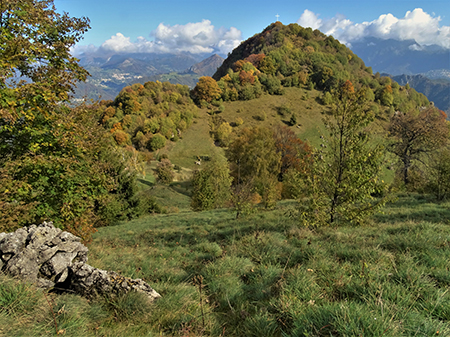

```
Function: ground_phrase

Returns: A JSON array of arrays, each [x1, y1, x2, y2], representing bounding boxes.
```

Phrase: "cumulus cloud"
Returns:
[[149, 20, 242, 54], [72, 20, 242, 56], [297, 8, 450, 49]]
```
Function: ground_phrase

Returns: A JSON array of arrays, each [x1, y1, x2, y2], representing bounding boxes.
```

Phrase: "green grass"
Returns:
[[3, 195, 450, 336], [163, 109, 226, 170], [220, 87, 329, 148]]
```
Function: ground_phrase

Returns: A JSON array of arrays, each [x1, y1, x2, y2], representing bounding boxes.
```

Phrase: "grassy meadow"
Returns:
[[0, 81, 443, 337], [2, 194, 450, 336]]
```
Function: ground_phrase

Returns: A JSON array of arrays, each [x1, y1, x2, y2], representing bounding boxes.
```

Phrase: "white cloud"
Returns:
[[297, 8, 450, 49], [101, 33, 136, 52], [297, 9, 322, 30], [72, 20, 243, 56]]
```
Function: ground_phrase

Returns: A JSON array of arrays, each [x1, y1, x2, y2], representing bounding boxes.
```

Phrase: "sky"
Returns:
[[54, 0, 450, 56]]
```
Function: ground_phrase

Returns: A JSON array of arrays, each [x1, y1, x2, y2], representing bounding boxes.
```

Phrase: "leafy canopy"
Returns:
[[388, 108, 449, 186], [0, 1, 139, 240]]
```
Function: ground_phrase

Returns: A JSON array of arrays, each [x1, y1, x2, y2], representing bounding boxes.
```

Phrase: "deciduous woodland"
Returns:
[[2, 1, 450, 336]]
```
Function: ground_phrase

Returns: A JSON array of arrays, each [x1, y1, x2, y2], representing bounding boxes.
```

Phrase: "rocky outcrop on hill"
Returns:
[[0, 222, 161, 301]]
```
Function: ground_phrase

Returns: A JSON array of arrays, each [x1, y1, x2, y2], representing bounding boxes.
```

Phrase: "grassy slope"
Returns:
[[3, 195, 450, 336], [136, 87, 333, 210], [141, 85, 393, 208]]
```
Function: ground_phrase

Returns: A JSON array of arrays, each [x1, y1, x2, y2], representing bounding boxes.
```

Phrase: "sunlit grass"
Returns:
[[3, 194, 450, 336]]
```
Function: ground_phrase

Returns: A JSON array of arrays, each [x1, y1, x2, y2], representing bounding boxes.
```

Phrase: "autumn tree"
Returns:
[[191, 76, 222, 104], [301, 82, 387, 225], [0, 1, 141, 241], [388, 108, 449, 186], [227, 127, 281, 209], [273, 125, 311, 181]]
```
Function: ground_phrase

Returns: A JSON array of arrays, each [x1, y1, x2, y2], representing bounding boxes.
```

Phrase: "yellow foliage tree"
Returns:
[[192, 76, 222, 104]]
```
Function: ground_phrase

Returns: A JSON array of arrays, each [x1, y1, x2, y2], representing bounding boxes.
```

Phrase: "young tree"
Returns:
[[388, 108, 449, 186], [301, 83, 387, 225], [155, 159, 174, 184], [191, 158, 232, 211], [426, 148, 450, 200]]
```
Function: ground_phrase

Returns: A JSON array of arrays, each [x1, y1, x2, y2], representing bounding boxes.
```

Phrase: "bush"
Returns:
[[155, 159, 174, 184], [321, 91, 333, 105], [113, 130, 129, 146], [148, 133, 166, 151], [289, 113, 297, 126], [277, 104, 291, 117]]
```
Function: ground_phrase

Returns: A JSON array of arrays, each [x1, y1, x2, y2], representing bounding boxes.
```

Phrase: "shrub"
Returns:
[[113, 130, 129, 146], [155, 159, 174, 184], [148, 133, 166, 151], [289, 113, 297, 126]]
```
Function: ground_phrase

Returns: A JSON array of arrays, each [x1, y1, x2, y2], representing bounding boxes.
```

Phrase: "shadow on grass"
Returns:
[[374, 208, 450, 224], [170, 181, 193, 198], [137, 178, 154, 188], [374, 194, 450, 224]]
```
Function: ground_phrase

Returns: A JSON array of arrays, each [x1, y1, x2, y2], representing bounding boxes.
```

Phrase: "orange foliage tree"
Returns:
[[192, 76, 222, 104], [273, 126, 312, 180]]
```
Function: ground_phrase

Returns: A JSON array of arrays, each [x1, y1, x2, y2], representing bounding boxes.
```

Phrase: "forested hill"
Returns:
[[392, 74, 450, 114], [198, 22, 429, 116], [213, 21, 368, 85]]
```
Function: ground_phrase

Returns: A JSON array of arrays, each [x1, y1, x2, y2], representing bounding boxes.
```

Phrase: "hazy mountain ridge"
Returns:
[[184, 54, 224, 76], [73, 52, 224, 100], [351, 37, 449, 77]]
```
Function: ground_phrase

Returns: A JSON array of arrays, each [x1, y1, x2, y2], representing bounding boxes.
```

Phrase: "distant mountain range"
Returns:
[[351, 37, 450, 79], [350, 37, 449, 113], [73, 52, 224, 101], [391, 74, 450, 114]]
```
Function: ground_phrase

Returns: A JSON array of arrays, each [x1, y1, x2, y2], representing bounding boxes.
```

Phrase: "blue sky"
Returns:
[[54, 0, 450, 55]]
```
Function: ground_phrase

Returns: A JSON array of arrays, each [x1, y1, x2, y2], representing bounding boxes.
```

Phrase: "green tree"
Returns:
[[426, 148, 450, 200], [191, 159, 232, 211], [388, 108, 449, 187], [0, 1, 106, 238], [148, 133, 167, 151], [301, 83, 387, 225], [215, 122, 232, 146], [0, 1, 146, 241]]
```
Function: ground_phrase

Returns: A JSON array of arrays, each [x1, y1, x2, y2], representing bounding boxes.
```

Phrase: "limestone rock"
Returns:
[[0, 222, 161, 301]]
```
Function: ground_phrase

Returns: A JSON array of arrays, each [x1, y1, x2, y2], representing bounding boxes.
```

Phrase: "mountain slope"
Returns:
[[184, 54, 224, 77], [392, 74, 450, 113]]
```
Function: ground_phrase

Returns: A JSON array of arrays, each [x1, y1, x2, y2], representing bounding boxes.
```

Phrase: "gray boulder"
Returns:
[[0, 222, 161, 301]]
